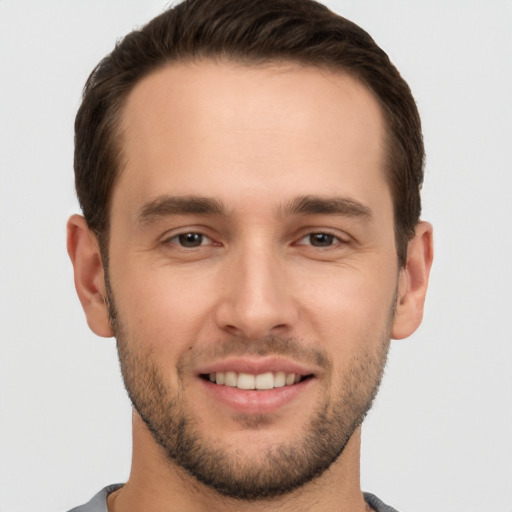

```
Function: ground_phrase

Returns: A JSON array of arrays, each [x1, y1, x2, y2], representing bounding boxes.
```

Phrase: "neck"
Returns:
[[108, 411, 369, 512]]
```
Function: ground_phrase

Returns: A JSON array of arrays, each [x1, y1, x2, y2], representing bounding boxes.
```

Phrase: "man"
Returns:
[[66, 0, 433, 510]]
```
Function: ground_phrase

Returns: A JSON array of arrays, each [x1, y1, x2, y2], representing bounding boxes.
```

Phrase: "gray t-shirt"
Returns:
[[67, 485, 399, 512]]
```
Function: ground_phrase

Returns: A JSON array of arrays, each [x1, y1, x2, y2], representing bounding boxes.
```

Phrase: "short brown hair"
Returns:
[[74, 0, 424, 266]]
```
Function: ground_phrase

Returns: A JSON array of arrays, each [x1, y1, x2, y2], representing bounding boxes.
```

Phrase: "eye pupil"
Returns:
[[178, 233, 203, 247], [310, 233, 334, 246]]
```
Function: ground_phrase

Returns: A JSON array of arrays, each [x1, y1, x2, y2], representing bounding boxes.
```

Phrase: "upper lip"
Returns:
[[196, 356, 319, 377]]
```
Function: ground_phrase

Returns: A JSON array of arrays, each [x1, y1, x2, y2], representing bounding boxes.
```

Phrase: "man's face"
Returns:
[[106, 61, 400, 498]]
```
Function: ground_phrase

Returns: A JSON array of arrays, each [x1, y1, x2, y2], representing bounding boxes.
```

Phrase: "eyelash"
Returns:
[[162, 230, 348, 250], [164, 232, 214, 248], [296, 232, 347, 248]]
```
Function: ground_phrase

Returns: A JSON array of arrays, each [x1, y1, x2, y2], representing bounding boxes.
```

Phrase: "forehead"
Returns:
[[114, 59, 387, 215]]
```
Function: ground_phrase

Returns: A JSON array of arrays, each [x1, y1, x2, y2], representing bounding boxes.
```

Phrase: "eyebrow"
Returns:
[[138, 195, 227, 224], [280, 195, 372, 219], [137, 194, 372, 224]]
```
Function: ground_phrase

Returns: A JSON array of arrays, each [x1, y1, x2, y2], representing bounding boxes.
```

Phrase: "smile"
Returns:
[[204, 371, 309, 390]]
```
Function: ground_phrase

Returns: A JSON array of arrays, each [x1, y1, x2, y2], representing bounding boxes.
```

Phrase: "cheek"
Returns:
[[110, 263, 217, 352], [302, 276, 395, 390], [297, 262, 397, 346]]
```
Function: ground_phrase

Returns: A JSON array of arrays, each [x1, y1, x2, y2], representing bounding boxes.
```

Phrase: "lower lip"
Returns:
[[200, 378, 314, 415]]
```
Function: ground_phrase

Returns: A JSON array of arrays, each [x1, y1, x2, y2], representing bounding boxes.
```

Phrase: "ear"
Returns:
[[67, 214, 114, 338], [392, 221, 434, 340]]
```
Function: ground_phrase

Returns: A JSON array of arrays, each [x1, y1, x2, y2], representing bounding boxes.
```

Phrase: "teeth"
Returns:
[[208, 371, 303, 390], [237, 373, 255, 390], [224, 371, 237, 387], [285, 373, 296, 386], [274, 371, 286, 388], [255, 372, 274, 390]]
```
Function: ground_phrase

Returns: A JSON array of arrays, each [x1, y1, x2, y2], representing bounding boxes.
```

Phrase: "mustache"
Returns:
[[182, 335, 330, 371]]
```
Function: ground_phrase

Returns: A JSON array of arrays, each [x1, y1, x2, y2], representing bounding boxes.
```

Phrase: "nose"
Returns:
[[214, 243, 298, 340]]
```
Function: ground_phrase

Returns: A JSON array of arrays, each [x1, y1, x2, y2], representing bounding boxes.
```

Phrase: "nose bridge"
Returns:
[[216, 234, 296, 338]]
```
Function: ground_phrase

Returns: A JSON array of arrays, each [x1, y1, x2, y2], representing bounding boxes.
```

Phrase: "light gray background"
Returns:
[[1, 1, 511, 511]]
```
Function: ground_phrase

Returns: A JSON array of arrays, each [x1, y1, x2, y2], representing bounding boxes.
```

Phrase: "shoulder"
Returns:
[[364, 492, 400, 512], [66, 484, 124, 512]]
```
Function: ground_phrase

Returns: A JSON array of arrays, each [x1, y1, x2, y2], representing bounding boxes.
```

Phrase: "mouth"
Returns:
[[200, 371, 313, 390], [196, 357, 318, 414]]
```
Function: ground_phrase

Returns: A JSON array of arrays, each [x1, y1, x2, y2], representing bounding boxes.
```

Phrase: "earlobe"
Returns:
[[66, 214, 114, 338], [392, 221, 434, 340]]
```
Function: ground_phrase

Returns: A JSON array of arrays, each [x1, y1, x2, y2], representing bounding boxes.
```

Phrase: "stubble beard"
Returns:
[[106, 278, 393, 501]]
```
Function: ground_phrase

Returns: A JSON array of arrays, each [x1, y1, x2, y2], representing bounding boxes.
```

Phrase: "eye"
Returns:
[[297, 232, 343, 247], [167, 232, 211, 248]]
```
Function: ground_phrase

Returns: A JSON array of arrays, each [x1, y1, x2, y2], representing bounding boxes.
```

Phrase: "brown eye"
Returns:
[[174, 233, 206, 247], [308, 233, 335, 247]]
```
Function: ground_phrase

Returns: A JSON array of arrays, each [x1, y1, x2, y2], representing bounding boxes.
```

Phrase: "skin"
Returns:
[[67, 60, 433, 512]]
